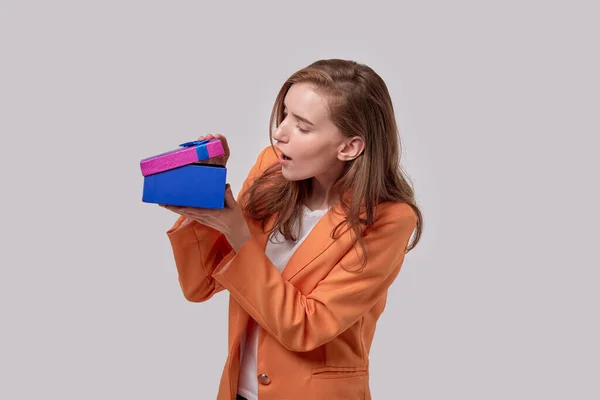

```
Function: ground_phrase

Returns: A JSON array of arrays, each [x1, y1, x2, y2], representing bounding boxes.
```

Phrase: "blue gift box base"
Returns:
[[142, 164, 227, 208]]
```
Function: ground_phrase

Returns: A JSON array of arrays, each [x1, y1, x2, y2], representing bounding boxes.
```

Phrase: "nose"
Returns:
[[272, 119, 290, 143]]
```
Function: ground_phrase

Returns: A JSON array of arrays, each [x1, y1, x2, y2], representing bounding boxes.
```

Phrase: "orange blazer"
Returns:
[[166, 146, 417, 400]]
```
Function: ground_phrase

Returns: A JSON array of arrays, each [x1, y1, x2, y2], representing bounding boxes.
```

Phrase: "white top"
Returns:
[[237, 205, 329, 400]]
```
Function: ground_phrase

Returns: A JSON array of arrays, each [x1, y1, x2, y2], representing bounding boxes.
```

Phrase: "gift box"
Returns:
[[140, 139, 225, 176], [142, 164, 227, 208], [141, 139, 227, 209]]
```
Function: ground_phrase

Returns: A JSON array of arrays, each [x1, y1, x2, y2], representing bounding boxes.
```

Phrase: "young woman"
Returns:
[[161, 59, 423, 400]]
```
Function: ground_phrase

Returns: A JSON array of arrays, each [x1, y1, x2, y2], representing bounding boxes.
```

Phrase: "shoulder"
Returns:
[[238, 145, 279, 202], [369, 201, 418, 235], [348, 201, 417, 253]]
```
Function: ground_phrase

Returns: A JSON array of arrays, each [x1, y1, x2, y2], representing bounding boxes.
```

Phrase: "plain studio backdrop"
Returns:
[[1, 1, 598, 399]]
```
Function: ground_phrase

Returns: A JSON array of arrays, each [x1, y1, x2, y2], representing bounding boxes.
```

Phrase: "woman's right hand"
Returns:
[[162, 133, 229, 227], [199, 133, 230, 167]]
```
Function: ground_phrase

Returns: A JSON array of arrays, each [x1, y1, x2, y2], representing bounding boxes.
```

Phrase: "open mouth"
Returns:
[[275, 145, 292, 162], [278, 149, 292, 161]]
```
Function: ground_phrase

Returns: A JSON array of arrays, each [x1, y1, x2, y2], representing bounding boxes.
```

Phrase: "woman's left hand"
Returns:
[[160, 184, 251, 253]]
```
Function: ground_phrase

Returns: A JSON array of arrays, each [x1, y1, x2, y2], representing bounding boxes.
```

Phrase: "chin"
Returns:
[[281, 168, 311, 182], [281, 169, 299, 181]]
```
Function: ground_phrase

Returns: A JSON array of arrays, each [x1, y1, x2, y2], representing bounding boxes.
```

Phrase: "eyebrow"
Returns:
[[283, 100, 315, 126]]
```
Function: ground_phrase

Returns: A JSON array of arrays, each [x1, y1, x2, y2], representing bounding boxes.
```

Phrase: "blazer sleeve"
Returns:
[[211, 202, 417, 352], [166, 145, 273, 302]]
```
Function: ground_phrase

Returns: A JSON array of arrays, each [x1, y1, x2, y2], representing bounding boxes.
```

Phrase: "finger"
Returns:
[[169, 205, 202, 217], [160, 204, 181, 213], [192, 216, 209, 225], [182, 207, 221, 221], [163, 205, 187, 217], [213, 133, 229, 155], [224, 184, 237, 208], [174, 207, 197, 218]]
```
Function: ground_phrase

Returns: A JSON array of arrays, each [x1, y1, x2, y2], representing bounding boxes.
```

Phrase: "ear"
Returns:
[[337, 136, 365, 161]]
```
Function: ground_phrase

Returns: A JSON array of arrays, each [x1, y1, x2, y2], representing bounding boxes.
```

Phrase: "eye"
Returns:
[[297, 124, 309, 133], [283, 107, 310, 133]]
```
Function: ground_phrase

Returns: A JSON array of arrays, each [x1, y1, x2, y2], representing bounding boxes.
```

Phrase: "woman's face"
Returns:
[[272, 82, 347, 184]]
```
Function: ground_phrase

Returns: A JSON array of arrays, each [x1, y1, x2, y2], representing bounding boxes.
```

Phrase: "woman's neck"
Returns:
[[305, 178, 334, 211], [305, 159, 346, 211]]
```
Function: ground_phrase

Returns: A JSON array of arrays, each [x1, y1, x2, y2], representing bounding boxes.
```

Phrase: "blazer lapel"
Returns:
[[281, 204, 349, 281], [246, 204, 353, 281]]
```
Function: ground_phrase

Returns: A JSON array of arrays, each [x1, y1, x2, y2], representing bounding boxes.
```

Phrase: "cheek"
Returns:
[[299, 136, 337, 159], [311, 141, 340, 165], [297, 150, 339, 177], [287, 136, 341, 176]]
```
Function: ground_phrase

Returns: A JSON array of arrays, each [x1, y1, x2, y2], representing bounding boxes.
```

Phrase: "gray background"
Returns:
[[1, 1, 598, 399]]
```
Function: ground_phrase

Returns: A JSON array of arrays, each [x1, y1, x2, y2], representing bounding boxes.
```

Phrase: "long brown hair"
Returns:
[[242, 59, 423, 267]]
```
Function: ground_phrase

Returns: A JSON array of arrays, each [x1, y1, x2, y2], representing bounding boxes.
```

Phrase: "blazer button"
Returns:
[[257, 373, 271, 385]]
